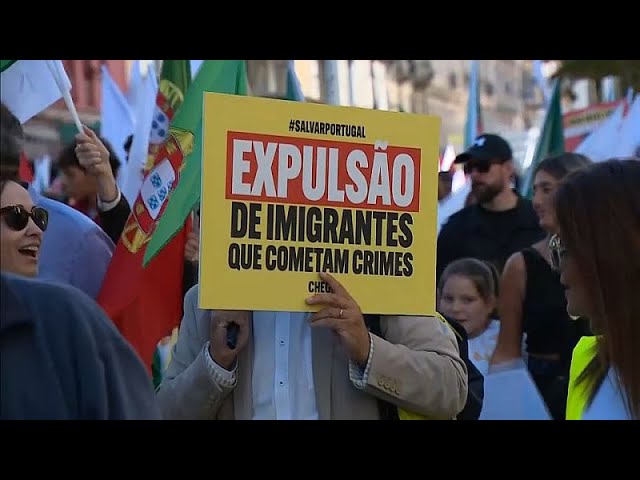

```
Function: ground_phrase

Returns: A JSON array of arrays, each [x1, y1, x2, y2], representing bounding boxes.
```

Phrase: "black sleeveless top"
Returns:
[[521, 247, 590, 363]]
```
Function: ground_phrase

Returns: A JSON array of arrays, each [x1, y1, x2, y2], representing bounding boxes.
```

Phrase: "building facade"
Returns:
[[245, 60, 540, 155], [22, 60, 541, 166]]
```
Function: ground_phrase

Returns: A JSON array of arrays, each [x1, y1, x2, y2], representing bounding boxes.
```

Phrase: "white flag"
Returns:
[[1, 60, 72, 124], [126, 60, 142, 109], [612, 94, 640, 158], [437, 179, 470, 235], [440, 144, 457, 172], [190, 60, 204, 79], [121, 66, 158, 205], [575, 101, 625, 162], [480, 367, 552, 420], [100, 65, 134, 190]]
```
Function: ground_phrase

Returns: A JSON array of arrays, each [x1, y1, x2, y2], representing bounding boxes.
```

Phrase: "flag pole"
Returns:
[[46, 61, 83, 133]]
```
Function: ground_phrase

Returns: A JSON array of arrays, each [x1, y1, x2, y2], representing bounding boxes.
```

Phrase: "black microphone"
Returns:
[[226, 322, 240, 349]]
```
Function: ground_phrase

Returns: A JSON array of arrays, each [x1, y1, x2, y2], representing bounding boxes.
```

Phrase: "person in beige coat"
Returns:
[[157, 272, 468, 420]]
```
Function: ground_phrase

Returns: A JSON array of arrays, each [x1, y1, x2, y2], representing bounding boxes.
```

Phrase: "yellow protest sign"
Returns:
[[199, 93, 440, 315]]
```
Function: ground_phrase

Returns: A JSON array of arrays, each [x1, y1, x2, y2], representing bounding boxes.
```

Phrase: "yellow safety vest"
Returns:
[[398, 312, 464, 420], [566, 336, 599, 420]]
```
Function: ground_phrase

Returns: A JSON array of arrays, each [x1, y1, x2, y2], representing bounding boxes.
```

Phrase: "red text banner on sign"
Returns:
[[225, 131, 421, 213]]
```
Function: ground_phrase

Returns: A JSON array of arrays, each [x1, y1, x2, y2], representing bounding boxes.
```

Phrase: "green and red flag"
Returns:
[[144, 60, 250, 266], [97, 60, 193, 370]]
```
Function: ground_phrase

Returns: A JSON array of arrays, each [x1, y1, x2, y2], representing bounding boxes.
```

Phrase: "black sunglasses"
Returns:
[[549, 234, 567, 271], [0, 205, 49, 232], [463, 158, 501, 175]]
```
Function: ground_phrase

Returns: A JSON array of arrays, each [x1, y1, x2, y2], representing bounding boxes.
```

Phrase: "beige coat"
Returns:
[[157, 285, 468, 420]]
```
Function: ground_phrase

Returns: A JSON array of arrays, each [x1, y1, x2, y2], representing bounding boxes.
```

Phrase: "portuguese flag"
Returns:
[[144, 61, 250, 265], [97, 60, 193, 371]]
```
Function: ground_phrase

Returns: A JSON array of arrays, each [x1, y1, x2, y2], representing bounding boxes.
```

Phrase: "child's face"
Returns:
[[438, 274, 494, 338]]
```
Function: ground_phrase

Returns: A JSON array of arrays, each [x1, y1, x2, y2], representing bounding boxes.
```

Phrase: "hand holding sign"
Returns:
[[199, 93, 441, 315], [306, 272, 371, 366]]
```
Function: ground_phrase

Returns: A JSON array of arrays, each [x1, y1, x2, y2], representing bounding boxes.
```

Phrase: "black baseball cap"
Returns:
[[454, 134, 513, 164]]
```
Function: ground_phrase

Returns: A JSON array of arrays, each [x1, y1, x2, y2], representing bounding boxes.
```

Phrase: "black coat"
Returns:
[[436, 196, 545, 283]]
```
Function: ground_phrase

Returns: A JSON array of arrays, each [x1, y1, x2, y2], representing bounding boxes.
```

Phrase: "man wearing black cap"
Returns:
[[436, 134, 544, 282]]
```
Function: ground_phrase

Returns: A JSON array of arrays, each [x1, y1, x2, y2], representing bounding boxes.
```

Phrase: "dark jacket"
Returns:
[[436, 196, 545, 283], [0, 273, 161, 420], [99, 194, 130, 246]]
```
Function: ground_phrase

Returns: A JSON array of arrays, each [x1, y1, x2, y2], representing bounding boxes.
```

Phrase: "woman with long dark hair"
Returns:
[[490, 153, 592, 420], [553, 158, 639, 420]]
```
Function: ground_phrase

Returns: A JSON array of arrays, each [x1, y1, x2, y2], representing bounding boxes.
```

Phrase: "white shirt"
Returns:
[[204, 311, 374, 420], [468, 319, 501, 377], [251, 311, 319, 420], [582, 367, 634, 420]]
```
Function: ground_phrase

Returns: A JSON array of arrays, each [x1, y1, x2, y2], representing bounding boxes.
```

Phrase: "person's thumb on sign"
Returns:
[[306, 271, 371, 367]]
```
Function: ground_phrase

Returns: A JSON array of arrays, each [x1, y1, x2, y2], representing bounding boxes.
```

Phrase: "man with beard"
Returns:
[[436, 134, 544, 283]]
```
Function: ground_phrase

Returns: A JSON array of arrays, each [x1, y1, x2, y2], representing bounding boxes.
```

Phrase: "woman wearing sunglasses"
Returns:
[[0, 179, 48, 277], [554, 158, 639, 420], [490, 153, 592, 420]]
